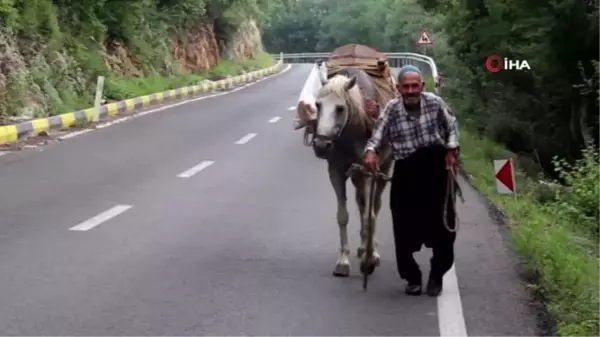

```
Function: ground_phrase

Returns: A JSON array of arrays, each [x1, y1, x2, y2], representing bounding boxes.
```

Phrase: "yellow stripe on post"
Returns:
[[84, 108, 95, 121], [125, 99, 135, 111], [106, 103, 118, 115], [168, 90, 177, 98], [0, 125, 18, 144], [155, 92, 164, 101], [31, 118, 50, 135], [61, 112, 76, 127], [141, 96, 151, 106]]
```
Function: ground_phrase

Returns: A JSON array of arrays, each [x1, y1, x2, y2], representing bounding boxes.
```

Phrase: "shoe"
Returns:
[[426, 278, 443, 297], [404, 282, 422, 296]]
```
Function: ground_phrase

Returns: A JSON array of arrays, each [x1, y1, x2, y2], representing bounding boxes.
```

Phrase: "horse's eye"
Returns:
[[335, 106, 344, 114]]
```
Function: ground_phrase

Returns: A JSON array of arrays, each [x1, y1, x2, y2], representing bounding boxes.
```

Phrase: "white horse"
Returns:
[[307, 67, 393, 277]]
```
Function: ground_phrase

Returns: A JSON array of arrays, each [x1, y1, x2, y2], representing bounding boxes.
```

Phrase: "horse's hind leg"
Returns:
[[328, 164, 351, 277]]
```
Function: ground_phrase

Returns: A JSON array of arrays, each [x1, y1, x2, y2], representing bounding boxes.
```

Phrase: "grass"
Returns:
[[103, 52, 275, 102], [458, 128, 599, 336]]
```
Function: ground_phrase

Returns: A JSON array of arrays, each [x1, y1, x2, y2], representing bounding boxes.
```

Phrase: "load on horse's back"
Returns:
[[296, 44, 396, 278], [293, 44, 398, 131]]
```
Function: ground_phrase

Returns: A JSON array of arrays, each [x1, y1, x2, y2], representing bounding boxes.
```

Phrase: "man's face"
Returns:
[[396, 71, 423, 106]]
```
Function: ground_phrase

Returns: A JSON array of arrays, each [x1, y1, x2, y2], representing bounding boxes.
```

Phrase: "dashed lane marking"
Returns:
[[235, 133, 257, 145], [69, 205, 132, 231], [177, 160, 215, 178]]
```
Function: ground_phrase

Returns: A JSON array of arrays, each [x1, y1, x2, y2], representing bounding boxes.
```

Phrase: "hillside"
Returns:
[[263, 0, 599, 336], [0, 0, 284, 124]]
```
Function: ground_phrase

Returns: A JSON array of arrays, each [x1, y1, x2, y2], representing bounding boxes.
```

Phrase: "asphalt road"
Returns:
[[0, 64, 540, 336]]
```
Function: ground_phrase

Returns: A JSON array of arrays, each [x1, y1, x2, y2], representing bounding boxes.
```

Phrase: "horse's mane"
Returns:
[[316, 69, 373, 132]]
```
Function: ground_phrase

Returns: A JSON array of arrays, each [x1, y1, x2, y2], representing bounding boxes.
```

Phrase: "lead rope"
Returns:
[[303, 124, 314, 146], [442, 166, 465, 233]]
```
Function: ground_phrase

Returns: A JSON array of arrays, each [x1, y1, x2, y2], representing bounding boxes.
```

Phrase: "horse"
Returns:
[[307, 66, 393, 277]]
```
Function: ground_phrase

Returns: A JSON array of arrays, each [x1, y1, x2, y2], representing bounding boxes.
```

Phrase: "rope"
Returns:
[[442, 166, 465, 233], [303, 123, 314, 147]]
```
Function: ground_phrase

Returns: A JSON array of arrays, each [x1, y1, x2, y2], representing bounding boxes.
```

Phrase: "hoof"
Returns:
[[356, 247, 365, 258], [360, 254, 380, 276], [360, 260, 376, 275], [333, 262, 350, 277], [372, 252, 381, 266]]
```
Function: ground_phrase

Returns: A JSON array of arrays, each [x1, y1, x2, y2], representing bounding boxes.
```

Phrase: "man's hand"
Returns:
[[446, 148, 458, 169], [364, 150, 379, 172], [297, 101, 315, 122]]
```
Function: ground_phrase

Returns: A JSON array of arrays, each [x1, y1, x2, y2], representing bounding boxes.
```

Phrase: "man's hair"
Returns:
[[397, 65, 422, 81]]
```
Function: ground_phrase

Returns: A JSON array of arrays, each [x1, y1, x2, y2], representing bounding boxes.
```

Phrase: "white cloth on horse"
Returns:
[[293, 64, 323, 130]]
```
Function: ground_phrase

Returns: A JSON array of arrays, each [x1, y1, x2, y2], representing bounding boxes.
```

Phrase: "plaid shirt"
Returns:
[[365, 92, 459, 160]]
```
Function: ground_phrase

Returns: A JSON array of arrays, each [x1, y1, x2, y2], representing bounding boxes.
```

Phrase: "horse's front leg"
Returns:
[[328, 163, 351, 277], [354, 175, 381, 275]]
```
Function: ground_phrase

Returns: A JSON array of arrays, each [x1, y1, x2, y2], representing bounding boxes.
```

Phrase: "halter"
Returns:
[[303, 95, 351, 148]]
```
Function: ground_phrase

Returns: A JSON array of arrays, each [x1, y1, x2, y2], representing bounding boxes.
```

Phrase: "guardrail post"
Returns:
[[279, 52, 283, 62], [93, 76, 105, 122]]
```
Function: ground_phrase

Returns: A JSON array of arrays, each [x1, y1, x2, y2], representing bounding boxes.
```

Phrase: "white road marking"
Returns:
[[438, 265, 468, 336], [268, 116, 281, 123], [58, 129, 93, 140], [69, 205, 132, 231], [0, 152, 7, 157], [177, 160, 214, 178], [287, 106, 296, 110], [235, 133, 257, 144]]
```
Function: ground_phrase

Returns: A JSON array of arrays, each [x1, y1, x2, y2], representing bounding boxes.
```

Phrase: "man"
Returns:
[[363, 65, 459, 297]]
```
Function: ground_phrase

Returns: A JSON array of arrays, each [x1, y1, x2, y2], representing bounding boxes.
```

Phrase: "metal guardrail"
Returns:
[[270, 52, 441, 91]]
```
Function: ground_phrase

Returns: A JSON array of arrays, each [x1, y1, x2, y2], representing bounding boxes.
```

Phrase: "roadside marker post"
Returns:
[[494, 158, 516, 195], [93, 76, 105, 122]]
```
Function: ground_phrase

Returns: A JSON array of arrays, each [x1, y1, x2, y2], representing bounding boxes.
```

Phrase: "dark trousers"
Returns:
[[389, 145, 457, 284]]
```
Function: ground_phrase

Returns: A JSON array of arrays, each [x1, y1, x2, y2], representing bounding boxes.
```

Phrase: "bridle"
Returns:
[[303, 119, 316, 147], [303, 105, 349, 148]]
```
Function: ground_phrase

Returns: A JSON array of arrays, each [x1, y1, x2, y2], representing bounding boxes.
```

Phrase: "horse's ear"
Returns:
[[319, 69, 328, 85], [344, 76, 357, 91]]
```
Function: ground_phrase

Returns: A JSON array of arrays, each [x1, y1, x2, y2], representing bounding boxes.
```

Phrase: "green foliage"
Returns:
[[104, 51, 274, 100], [262, 0, 439, 53], [550, 144, 600, 237], [0, 0, 284, 119]]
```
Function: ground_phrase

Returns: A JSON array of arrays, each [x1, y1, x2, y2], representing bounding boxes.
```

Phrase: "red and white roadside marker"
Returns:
[[494, 158, 516, 194]]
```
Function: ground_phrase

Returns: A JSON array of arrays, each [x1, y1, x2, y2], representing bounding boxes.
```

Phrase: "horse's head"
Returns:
[[312, 70, 363, 159]]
